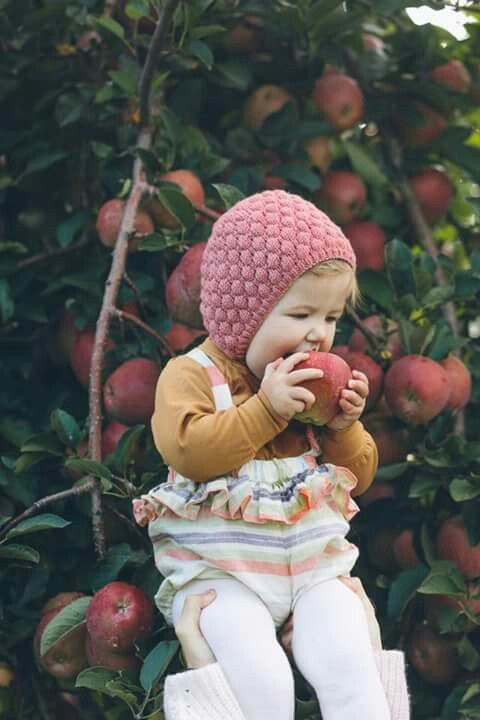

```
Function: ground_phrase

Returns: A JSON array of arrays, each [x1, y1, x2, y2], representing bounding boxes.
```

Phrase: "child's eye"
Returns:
[[290, 313, 309, 319], [327, 317, 338, 323]]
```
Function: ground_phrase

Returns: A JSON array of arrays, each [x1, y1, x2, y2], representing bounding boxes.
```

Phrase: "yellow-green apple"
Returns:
[[243, 84, 294, 131]]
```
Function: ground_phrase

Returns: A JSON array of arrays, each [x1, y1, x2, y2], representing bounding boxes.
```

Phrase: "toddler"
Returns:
[[134, 190, 389, 720]]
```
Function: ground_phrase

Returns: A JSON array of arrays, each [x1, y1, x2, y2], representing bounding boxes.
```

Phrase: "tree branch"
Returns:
[[0, 479, 95, 539], [346, 306, 384, 354], [113, 308, 175, 356], [382, 128, 465, 434], [193, 203, 222, 221], [16, 232, 92, 271], [138, 0, 180, 127], [88, 0, 181, 558]]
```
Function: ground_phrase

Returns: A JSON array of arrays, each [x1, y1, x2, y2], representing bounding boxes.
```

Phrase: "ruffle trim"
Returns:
[[133, 463, 359, 527]]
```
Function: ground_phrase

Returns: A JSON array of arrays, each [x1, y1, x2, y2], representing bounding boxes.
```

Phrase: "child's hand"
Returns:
[[326, 369, 369, 431], [260, 353, 324, 421]]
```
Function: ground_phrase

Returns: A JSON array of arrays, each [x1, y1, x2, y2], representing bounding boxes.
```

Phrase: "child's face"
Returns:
[[245, 270, 352, 379]]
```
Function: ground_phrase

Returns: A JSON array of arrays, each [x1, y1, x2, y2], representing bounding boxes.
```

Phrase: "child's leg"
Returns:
[[172, 578, 295, 720], [292, 578, 390, 720]]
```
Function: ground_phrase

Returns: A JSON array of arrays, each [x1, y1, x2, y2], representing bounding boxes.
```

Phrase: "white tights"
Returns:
[[171, 577, 390, 720]]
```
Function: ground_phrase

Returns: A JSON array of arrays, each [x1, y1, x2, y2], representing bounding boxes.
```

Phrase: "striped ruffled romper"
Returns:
[[133, 348, 360, 627]]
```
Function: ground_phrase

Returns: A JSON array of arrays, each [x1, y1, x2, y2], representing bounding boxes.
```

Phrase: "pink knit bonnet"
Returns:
[[200, 189, 356, 358]]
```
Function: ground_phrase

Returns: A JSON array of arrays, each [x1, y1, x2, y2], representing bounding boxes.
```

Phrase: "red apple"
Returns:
[[343, 221, 386, 271], [349, 314, 402, 360], [243, 84, 294, 131], [407, 623, 459, 685], [358, 481, 395, 507], [165, 242, 207, 329], [294, 351, 352, 425], [50, 310, 78, 367], [86, 582, 155, 653], [430, 60, 471, 93], [102, 421, 130, 457], [103, 358, 160, 425], [393, 529, 421, 569], [367, 527, 399, 572], [338, 350, 383, 411], [424, 584, 480, 633], [439, 355, 472, 411], [397, 102, 447, 147], [69, 329, 115, 388], [222, 15, 264, 54], [361, 33, 386, 55], [409, 168, 453, 224], [312, 73, 364, 130], [34, 594, 88, 679], [164, 323, 206, 352], [96, 199, 154, 249], [148, 169, 205, 229], [85, 634, 140, 672], [437, 515, 480, 579], [364, 414, 409, 466], [316, 171, 367, 225], [384, 355, 450, 424]]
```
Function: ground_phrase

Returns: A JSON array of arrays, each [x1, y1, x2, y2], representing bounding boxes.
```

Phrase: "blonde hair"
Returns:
[[307, 259, 360, 307]]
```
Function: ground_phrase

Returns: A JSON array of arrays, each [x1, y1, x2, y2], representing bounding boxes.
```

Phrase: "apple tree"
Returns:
[[1, 0, 480, 718]]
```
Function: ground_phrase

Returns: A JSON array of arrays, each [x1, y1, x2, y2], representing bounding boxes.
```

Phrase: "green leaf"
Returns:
[[186, 40, 214, 70], [95, 16, 126, 41], [385, 240, 416, 299], [449, 478, 480, 502], [273, 163, 321, 192], [409, 473, 440, 499], [156, 187, 195, 229], [40, 596, 91, 657], [56, 210, 90, 249], [212, 183, 245, 209], [104, 679, 138, 707], [0, 544, 40, 563], [50, 409, 80, 447], [15, 452, 56, 473], [89, 543, 148, 591], [22, 151, 66, 178], [215, 61, 252, 90], [376, 463, 409, 481], [76, 666, 118, 691], [0, 279, 14, 323], [458, 635, 480, 672], [343, 141, 389, 187], [140, 640, 179, 691], [435, 127, 480, 184], [191, 24, 225, 39], [357, 270, 393, 312], [64, 458, 112, 481], [109, 68, 137, 96], [387, 565, 430, 620], [21, 433, 63, 454], [125, 0, 150, 20], [417, 561, 467, 596], [6, 514, 70, 540], [112, 425, 145, 474], [137, 232, 183, 252]]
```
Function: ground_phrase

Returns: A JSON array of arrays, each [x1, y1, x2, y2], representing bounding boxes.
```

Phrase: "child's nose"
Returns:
[[306, 323, 327, 344]]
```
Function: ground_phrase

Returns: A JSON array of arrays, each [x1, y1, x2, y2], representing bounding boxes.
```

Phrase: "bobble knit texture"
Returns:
[[200, 190, 356, 359]]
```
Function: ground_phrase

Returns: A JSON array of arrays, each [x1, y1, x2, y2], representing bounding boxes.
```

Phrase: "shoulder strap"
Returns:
[[186, 348, 233, 411]]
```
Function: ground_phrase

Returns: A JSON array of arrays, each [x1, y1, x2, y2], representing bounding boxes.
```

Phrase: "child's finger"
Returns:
[[342, 389, 365, 406], [287, 368, 323, 385], [350, 370, 369, 385], [281, 352, 311, 372], [291, 387, 316, 408], [347, 379, 369, 398]]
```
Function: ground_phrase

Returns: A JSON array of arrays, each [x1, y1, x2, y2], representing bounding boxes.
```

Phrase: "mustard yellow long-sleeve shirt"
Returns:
[[151, 338, 377, 495]]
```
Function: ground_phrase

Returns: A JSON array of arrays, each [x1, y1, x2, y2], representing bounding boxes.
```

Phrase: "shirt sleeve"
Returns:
[[151, 356, 288, 482], [320, 421, 378, 496]]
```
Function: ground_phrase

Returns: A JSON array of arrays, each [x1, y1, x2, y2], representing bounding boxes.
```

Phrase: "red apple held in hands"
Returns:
[[384, 355, 450, 424], [430, 59, 471, 93], [103, 358, 160, 425], [439, 355, 472, 411], [164, 323, 206, 352], [85, 635, 140, 672], [343, 221, 386, 271], [165, 242, 207, 329], [393, 529, 422, 570], [96, 199, 154, 250], [407, 623, 460, 685], [293, 351, 352, 426], [34, 593, 88, 679], [86, 582, 155, 653], [102, 421, 130, 458], [397, 102, 447, 147], [408, 168, 453, 224], [148, 169, 205, 229], [312, 73, 364, 130], [437, 515, 480, 579], [316, 171, 367, 225], [243, 84, 294, 131]]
